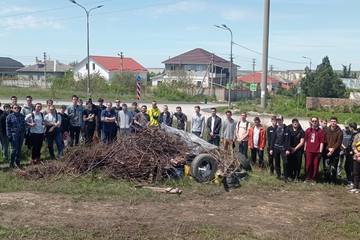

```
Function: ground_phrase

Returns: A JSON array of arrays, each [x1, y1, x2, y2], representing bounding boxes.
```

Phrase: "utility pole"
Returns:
[[261, 0, 270, 109], [302, 56, 312, 71], [269, 64, 273, 93], [252, 58, 256, 98], [118, 52, 124, 73], [70, 0, 104, 97], [43, 52, 47, 88], [214, 24, 233, 108]]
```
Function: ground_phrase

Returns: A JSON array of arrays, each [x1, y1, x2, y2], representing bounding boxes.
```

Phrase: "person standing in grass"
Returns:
[[148, 101, 161, 127], [269, 115, 291, 181], [191, 106, 205, 138], [101, 102, 117, 144], [267, 116, 277, 174], [21, 96, 34, 116], [6, 104, 26, 168], [221, 110, 236, 152], [117, 103, 132, 136], [59, 105, 70, 147], [44, 105, 63, 159], [235, 112, 250, 159], [25, 103, 45, 165], [173, 106, 187, 131], [304, 117, 324, 182], [0, 104, 11, 162], [248, 117, 266, 168], [67, 95, 82, 147], [159, 105, 173, 127], [350, 131, 360, 193], [323, 117, 343, 184], [206, 107, 221, 147], [82, 101, 97, 144], [288, 119, 305, 181]]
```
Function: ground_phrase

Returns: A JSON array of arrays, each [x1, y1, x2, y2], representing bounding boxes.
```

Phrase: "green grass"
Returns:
[[219, 95, 360, 124]]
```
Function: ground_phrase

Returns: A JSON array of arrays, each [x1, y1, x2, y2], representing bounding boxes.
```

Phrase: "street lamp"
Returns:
[[215, 24, 233, 108], [70, 0, 104, 97], [302, 56, 312, 71]]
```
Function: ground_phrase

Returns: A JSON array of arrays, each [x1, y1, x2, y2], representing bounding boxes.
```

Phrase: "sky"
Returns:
[[1, 0, 360, 71]]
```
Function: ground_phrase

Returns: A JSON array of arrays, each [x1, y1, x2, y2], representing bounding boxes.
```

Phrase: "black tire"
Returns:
[[191, 154, 218, 182]]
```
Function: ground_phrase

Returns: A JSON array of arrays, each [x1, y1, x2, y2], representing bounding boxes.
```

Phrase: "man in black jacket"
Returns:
[[159, 105, 172, 126], [269, 115, 291, 181], [0, 104, 11, 161], [206, 107, 222, 146], [266, 116, 277, 175]]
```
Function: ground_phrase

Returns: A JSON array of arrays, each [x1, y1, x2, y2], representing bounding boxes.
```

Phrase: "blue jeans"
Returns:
[[47, 128, 64, 159], [9, 132, 24, 167], [0, 132, 9, 161]]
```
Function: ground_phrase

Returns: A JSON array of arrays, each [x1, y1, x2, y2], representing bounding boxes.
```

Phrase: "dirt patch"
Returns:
[[1, 188, 358, 240]]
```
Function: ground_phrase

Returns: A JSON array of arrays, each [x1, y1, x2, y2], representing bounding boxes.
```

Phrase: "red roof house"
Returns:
[[237, 72, 280, 84], [74, 55, 148, 81]]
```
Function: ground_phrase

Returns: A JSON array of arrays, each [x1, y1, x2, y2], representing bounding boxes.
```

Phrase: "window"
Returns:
[[93, 63, 95, 70]]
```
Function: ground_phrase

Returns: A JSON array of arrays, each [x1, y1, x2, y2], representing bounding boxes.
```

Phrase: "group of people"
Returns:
[[0, 96, 359, 193], [218, 111, 360, 193]]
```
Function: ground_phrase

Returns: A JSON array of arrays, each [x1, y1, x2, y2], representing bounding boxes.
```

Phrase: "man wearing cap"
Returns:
[[248, 117, 266, 168], [269, 115, 291, 181], [288, 118, 305, 180], [267, 116, 277, 174]]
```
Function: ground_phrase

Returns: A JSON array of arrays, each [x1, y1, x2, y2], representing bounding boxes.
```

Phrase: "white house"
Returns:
[[73, 55, 148, 81]]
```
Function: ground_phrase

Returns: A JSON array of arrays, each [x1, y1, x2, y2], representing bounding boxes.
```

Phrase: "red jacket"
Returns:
[[248, 125, 266, 150]]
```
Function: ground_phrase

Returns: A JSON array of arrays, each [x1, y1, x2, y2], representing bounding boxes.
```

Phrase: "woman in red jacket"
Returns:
[[248, 117, 266, 168]]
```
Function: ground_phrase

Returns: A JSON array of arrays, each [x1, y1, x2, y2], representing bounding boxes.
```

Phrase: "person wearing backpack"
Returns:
[[44, 105, 63, 159], [235, 112, 250, 159], [25, 103, 45, 164]]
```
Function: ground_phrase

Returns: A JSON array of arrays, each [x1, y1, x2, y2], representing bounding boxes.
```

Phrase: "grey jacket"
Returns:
[[221, 118, 237, 140]]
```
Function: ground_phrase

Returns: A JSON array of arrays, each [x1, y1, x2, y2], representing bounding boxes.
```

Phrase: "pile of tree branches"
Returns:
[[19, 128, 190, 182]]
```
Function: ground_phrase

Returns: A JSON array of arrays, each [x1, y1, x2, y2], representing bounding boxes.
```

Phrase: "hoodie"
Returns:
[[324, 125, 343, 151]]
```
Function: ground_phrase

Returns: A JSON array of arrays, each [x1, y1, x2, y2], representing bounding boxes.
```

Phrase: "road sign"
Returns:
[[250, 83, 257, 92], [136, 74, 142, 82], [226, 83, 233, 90]]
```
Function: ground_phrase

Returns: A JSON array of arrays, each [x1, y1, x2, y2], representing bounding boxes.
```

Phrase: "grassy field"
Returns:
[[0, 168, 359, 240], [219, 95, 360, 124]]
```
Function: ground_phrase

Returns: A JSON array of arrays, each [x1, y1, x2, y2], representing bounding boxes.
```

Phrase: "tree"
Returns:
[[301, 56, 345, 98], [341, 64, 352, 78]]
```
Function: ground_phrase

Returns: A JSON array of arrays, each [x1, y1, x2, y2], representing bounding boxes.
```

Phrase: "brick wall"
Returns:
[[306, 97, 357, 109]]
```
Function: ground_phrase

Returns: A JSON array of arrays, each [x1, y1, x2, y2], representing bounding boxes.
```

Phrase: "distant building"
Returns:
[[73, 55, 148, 81], [237, 72, 281, 92], [147, 68, 164, 75], [153, 48, 238, 87], [341, 78, 360, 89], [0, 57, 24, 80], [17, 59, 71, 87]]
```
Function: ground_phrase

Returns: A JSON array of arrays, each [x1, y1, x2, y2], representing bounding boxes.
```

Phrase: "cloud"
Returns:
[[0, 6, 33, 16], [220, 8, 257, 21], [0, 15, 64, 30]]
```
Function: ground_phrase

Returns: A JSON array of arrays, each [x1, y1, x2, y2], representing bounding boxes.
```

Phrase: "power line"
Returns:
[[0, 0, 111, 19], [233, 41, 307, 65]]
